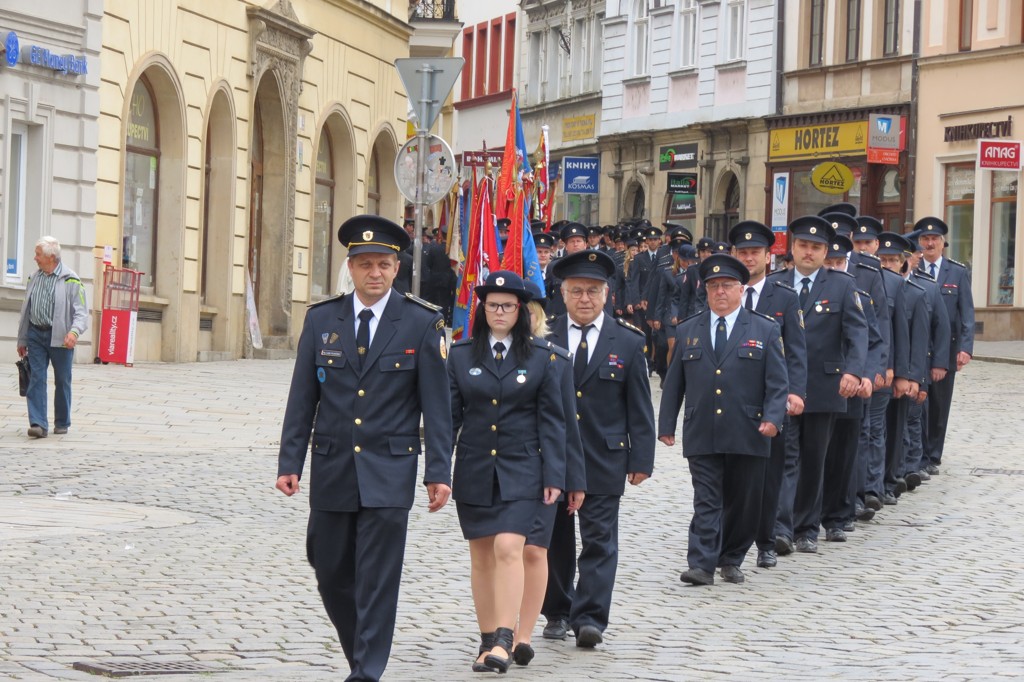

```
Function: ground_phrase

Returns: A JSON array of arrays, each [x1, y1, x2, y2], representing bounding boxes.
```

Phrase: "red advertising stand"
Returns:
[[98, 266, 142, 366]]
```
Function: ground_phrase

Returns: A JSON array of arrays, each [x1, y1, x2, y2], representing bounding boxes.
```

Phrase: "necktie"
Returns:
[[745, 286, 755, 310], [799, 277, 811, 310], [356, 308, 374, 369], [714, 317, 728, 363], [573, 324, 593, 384], [929, 262, 937, 279], [493, 341, 506, 368]]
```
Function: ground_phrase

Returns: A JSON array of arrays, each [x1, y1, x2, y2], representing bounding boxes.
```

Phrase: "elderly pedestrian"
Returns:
[[17, 236, 89, 439], [447, 271, 566, 673]]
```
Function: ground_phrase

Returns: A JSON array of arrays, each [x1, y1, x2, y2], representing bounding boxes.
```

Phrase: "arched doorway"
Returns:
[[199, 87, 235, 358], [623, 179, 647, 221], [249, 73, 290, 344], [312, 110, 357, 298], [707, 171, 741, 243], [369, 129, 400, 220]]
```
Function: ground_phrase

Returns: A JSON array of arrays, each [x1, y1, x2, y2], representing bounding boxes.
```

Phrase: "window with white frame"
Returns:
[[676, 0, 698, 69], [528, 30, 546, 104], [632, 0, 650, 77], [726, 0, 746, 62], [593, 14, 604, 88], [5, 123, 29, 282], [551, 27, 569, 99], [570, 17, 589, 95]]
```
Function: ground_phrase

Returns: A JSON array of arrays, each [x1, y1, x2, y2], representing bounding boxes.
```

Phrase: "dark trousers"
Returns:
[[756, 419, 792, 552], [543, 495, 621, 633], [790, 412, 837, 540], [861, 392, 890, 496], [822, 413, 861, 529], [924, 369, 957, 466], [687, 453, 765, 573], [307, 508, 409, 682], [652, 326, 669, 377], [886, 396, 910, 481]]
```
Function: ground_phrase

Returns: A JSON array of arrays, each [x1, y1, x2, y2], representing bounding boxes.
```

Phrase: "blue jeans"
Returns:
[[26, 324, 74, 431]]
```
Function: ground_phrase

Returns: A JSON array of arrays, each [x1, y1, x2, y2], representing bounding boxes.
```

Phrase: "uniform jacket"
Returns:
[[922, 258, 975, 364], [659, 308, 789, 458], [768, 267, 868, 413], [448, 336, 567, 505], [900, 278, 931, 386], [677, 262, 707, 319], [277, 292, 452, 512], [911, 271, 952, 376], [548, 316, 656, 496], [880, 267, 911, 386], [754, 280, 808, 400], [850, 259, 892, 374], [17, 264, 89, 348], [626, 250, 659, 306], [551, 344, 587, 492]]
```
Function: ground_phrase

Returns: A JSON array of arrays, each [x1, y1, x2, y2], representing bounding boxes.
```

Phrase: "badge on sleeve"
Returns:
[[439, 336, 448, 360], [316, 367, 326, 383], [853, 291, 863, 312]]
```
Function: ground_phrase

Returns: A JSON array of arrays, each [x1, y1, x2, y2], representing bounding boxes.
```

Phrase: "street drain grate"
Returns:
[[970, 468, 1024, 476], [73, 660, 224, 677]]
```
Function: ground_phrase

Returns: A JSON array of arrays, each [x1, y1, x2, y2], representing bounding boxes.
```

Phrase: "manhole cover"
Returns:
[[73, 660, 223, 677]]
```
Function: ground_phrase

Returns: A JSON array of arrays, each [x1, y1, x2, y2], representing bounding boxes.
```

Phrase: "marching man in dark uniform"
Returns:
[[543, 249, 656, 648], [276, 215, 452, 682], [659, 253, 789, 585]]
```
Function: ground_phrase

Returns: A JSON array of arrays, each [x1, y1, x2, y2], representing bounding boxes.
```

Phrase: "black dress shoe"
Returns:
[[925, 464, 940, 476], [842, 520, 855, 532], [864, 494, 883, 511], [542, 617, 568, 640], [756, 550, 777, 568], [720, 565, 745, 583], [895, 478, 908, 495], [917, 468, 932, 481], [905, 471, 922, 490], [855, 505, 875, 521], [825, 527, 847, 542], [882, 491, 898, 506], [575, 624, 603, 648], [680, 567, 715, 585], [775, 536, 794, 556], [512, 642, 535, 666], [794, 537, 818, 553]]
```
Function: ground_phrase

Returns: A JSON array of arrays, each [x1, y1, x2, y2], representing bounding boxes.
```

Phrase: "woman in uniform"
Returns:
[[509, 283, 586, 666], [448, 271, 567, 673]]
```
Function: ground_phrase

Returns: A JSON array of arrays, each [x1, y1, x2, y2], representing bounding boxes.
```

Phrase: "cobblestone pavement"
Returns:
[[1, 356, 1023, 681]]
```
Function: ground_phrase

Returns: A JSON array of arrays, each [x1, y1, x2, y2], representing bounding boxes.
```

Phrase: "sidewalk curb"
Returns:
[[973, 355, 1024, 366]]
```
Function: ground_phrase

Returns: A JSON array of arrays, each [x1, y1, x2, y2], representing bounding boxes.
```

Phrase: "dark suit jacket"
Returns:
[[626, 250, 659, 306], [911, 271, 952, 376], [851, 259, 892, 375], [677, 262, 706, 319], [880, 267, 911, 386], [659, 308, 789, 457], [769, 267, 868, 413], [278, 291, 452, 512], [448, 336, 567, 505], [550, 344, 587, 492], [901, 278, 931, 385], [923, 258, 975, 364], [754, 280, 808, 400], [547, 315, 656, 495]]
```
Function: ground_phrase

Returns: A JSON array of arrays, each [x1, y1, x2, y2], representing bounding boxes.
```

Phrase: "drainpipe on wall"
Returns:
[[906, 0, 922, 230]]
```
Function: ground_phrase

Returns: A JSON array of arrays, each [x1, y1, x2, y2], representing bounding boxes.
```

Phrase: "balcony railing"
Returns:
[[409, 0, 456, 22]]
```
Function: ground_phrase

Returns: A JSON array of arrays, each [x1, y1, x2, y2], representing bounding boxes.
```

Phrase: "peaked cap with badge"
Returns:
[[338, 215, 411, 256]]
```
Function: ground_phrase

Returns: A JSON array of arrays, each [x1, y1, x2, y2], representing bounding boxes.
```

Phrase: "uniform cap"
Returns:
[[475, 270, 532, 301], [698, 253, 750, 284], [339, 215, 411, 255], [696, 236, 716, 251], [818, 202, 858, 218], [821, 212, 858, 238], [789, 215, 836, 245], [551, 249, 616, 281], [560, 222, 588, 241], [876, 232, 912, 256], [913, 216, 949, 236], [828, 234, 854, 257], [728, 221, 775, 249], [853, 216, 884, 241]]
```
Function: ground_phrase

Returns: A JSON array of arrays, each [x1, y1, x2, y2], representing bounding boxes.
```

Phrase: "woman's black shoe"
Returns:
[[472, 631, 495, 673], [512, 642, 535, 666], [483, 627, 514, 673]]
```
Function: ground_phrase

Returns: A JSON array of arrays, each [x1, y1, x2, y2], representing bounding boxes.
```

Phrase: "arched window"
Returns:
[[123, 77, 159, 288], [312, 131, 335, 298], [367, 148, 381, 215]]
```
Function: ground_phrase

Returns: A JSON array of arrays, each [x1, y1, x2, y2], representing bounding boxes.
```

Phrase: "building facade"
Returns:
[[96, 0, 422, 363], [0, 0, 101, 362], [916, 0, 1023, 340]]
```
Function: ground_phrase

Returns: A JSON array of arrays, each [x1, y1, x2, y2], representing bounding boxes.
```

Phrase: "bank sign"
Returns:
[[2, 31, 88, 75], [562, 156, 600, 194]]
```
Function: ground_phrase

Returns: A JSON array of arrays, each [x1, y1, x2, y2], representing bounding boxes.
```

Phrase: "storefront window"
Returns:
[[989, 172, 1017, 305], [312, 132, 334, 299], [665, 172, 697, 231], [943, 163, 974, 270], [790, 166, 861, 217], [566, 194, 598, 225], [123, 78, 159, 288]]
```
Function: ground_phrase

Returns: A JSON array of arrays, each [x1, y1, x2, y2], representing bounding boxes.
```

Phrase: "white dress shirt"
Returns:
[[567, 311, 605, 364], [352, 289, 392, 346], [710, 306, 742, 350], [744, 278, 767, 310]]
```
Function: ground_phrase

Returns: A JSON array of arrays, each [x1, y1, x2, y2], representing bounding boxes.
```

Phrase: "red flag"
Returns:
[[494, 91, 520, 220], [536, 125, 551, 228], [453, 176, 499, 339]]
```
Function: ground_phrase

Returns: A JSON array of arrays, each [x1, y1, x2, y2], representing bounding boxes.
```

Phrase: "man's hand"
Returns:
[[874, 373, 885, 390], [893, 377, 910, 399], [916, 390, 928, 405], [626, 304, 634, 314], [857, 377, 874, 399], [651, 320, 661, 331], [63, 332, 78, 349], [839, 373, 860, 398], [885, 369, 894, 387], [640, 301, 648, 310], [276, 475, 300, 496], [759, 422, 779, 438], [906, 381, 920, 400], [786, 394, 805, 416], [659, 435, 675, 447], [543, 486, 562, 505], [567, 491, 585, 514], [931, 367, 947, 383], [426, 482, 451, 512], [17, 345, 27, 358], [957, 351, 972, 371], [627, 472, 649, 486]]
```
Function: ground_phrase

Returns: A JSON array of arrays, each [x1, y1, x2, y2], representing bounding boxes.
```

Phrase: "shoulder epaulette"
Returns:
[[451, 337, 473, 347], [832, 269, 856, 279], [772, 280, 797, 292], [309, 293, 345, 308], [855, 261, 880, 273], [860, 252, 881, 262], [678, 311, 704, 324], [404, 292, 442, 312], [749, 309, 775, 323], [948, 258, 968, 269], [534, 336, 571, 360], [855, 288, 871, 299], [914, 270, 937, 282], [617, 318, 645, 336], [906, 278, 925, 292]]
